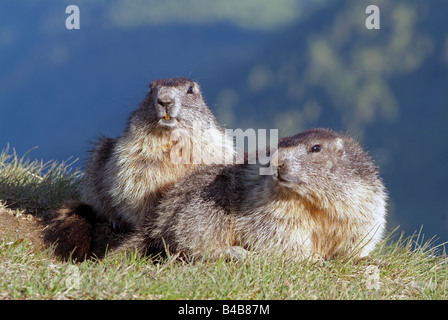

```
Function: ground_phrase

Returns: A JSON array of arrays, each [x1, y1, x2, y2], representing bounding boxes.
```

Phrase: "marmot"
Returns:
[[122, 128, 387, 261], [44, 77, 234, 260], [81, 77, 234, 230]]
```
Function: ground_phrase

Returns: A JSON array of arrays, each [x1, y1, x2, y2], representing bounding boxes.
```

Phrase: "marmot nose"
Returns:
[[157, 98, 173, 107]]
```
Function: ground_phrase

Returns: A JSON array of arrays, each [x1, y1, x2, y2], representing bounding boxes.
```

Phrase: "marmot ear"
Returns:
[[332, 138, 345, 157]]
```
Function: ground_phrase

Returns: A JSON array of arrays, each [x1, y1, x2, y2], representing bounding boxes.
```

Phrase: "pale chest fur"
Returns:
[[105, 126, 234, 226], [236, 187, 375, 260], [106, 132, 190, 211]]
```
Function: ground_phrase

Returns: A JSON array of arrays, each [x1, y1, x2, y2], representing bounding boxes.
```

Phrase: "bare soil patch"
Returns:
[[0, 204, 46, 249]]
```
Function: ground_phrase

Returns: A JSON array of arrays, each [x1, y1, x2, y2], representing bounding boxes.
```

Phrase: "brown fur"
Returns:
[[122, 128, 387, 261], [43, 202, 95, 261]]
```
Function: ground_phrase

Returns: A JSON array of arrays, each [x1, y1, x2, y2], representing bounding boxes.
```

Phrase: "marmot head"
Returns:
[[140, 77, 213, 129], [271, 128, 382, 207]]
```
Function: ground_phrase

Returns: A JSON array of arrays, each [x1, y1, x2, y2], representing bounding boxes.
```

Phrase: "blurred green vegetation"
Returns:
[[106, 0, 303, 30], [211, 1, 435, 138]]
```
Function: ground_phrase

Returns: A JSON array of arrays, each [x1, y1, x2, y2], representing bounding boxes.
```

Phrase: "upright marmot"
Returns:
[[123, 128, 388, 261], [45, 77, 235, 260], [81, 77, 234, 231]]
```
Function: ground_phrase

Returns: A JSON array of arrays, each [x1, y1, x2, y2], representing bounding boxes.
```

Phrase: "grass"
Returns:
[[0, 146, 447, 300], [0, 232, 447, 300], [0, 145, 81, 212]]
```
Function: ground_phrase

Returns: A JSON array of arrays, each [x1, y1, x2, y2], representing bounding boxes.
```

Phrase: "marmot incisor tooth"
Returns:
[[123, 128, 387, 260], [79, 77, 233, 230]]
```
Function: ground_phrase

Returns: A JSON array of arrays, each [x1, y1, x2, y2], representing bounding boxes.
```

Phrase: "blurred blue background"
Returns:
[[1, 0, 447, 243]]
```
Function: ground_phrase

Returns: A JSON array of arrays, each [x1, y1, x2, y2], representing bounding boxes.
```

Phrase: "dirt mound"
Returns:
[[0, 202, 131, 261], [0, 204, 46, 249]]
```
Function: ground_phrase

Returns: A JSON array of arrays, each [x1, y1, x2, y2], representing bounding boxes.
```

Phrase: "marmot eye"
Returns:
[[187, 86, 194, 94], [310, 145, 321, 153]]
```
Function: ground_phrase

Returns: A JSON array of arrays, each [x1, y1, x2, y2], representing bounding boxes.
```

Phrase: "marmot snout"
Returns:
[[146, 77, 210, 128]]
